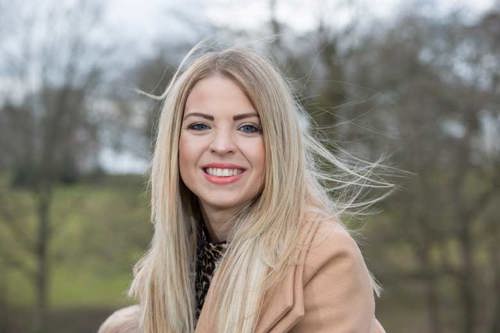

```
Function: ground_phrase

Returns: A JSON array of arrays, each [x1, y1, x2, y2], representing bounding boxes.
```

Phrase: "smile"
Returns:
[[202, 168, 246, 184], [204, 168, 243, 177]]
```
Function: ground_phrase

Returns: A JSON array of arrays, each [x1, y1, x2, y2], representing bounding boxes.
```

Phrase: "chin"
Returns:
[[200, 189, 254, 207], [204, 198, 245, 210]]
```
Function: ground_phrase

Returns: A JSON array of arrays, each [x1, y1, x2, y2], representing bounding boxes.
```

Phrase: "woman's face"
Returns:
[[179, 74, 265, 212]]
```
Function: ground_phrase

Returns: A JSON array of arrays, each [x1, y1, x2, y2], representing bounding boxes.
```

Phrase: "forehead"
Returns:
[[184, 74, 257, 116]]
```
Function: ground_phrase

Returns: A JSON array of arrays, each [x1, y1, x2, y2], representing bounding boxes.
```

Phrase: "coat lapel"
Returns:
[[257, 220, 318, 333], [255, 256, 304, 333], [195, 220, 318, 333]]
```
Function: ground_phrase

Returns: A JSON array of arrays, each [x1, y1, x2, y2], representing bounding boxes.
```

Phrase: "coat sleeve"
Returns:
[[97, 305, 141, 333], [290, 223, 384, 333]]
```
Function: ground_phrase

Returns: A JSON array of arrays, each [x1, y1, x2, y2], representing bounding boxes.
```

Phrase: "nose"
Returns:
[[209, 128, 236, 154]]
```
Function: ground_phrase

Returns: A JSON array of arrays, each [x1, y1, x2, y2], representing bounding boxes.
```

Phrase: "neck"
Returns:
[[199, 203, 238, 243]]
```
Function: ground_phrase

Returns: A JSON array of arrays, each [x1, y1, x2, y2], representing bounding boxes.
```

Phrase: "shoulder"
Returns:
[[97, 305, 141, 333], [291, 219, 381, 332], [302, 219, 372, 288], [293, 219, 383, 333]]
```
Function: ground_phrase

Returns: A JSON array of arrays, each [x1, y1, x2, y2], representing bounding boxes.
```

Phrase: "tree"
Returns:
[[0, 1, 115, 331], [344, 8, 500, 333]]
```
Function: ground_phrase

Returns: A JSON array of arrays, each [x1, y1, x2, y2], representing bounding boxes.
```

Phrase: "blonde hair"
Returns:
[[128, 43, 395, 333]]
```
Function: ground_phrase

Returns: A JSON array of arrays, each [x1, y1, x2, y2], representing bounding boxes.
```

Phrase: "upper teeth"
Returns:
[[205, 168, 243, 177]]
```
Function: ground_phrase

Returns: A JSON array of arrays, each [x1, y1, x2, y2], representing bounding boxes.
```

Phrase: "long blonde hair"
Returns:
[[128, 43, 395, 333]]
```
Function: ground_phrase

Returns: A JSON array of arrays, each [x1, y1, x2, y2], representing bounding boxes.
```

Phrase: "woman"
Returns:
[[98, 45, 391, 333]]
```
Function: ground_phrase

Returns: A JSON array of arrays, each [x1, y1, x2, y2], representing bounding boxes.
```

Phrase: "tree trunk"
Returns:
[[416, 243, 443, 333], [457, 221, 476, 333], [32, 183, 52, 333]]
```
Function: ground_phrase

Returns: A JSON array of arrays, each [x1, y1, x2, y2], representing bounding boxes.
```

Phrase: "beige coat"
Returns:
[[98, 220, 386, 333]]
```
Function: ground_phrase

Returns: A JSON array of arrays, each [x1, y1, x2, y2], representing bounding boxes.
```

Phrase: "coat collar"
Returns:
[[194, 220, 319, 333]]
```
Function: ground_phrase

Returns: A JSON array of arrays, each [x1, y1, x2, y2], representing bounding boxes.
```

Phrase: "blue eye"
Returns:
[[239, 124, 261, 134], [188, 123, 209, 130]]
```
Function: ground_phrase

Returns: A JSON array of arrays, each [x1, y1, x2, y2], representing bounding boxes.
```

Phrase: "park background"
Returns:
[[0, 0, 499, 332]]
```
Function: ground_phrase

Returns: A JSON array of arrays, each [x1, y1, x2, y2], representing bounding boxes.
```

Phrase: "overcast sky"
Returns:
[[103, 0, 496, 57], [98, 0, 497, 174], [105, 0, 495, 32]]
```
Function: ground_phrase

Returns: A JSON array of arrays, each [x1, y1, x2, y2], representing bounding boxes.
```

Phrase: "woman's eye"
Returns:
[[239, 124, 261, 134], [187, 123, 209, 131]]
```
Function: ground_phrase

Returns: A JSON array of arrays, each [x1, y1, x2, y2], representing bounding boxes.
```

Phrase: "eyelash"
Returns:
[[187, 123, 262, 134]]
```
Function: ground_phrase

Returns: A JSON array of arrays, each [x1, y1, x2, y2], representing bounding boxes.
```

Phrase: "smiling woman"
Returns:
[[179, 74, 266, 242], [98, 44, 392, 333]]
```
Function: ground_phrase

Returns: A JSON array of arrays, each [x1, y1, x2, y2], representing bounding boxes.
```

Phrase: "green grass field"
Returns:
[[2, 174, 150, 310], [0, 173, 471, 332]]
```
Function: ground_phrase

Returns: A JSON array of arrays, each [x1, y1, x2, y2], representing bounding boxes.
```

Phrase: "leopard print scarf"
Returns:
[[194, 219, 228, 321]]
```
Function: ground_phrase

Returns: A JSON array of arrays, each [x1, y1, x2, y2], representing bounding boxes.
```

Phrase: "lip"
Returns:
[[201, 162, 246, 170], [201, 163, 247, 185], [203, 171, 245, 185]]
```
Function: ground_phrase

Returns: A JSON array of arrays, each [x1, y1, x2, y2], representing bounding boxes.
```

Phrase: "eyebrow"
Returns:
[[183, 112, 259, 121]]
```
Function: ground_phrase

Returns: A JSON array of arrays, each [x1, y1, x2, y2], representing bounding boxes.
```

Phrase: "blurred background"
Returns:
[[0, 0, 499, 332]]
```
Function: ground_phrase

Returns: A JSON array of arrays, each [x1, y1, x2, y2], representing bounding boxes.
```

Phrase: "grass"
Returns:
[[50, 265, 133, 308], [1, 172, 489, 332], [2, 174, 150, 309]]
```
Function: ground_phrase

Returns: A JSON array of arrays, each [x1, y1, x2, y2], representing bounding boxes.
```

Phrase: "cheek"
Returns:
[[178, 134, 201, 182], [243, 139, 265, 177]]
